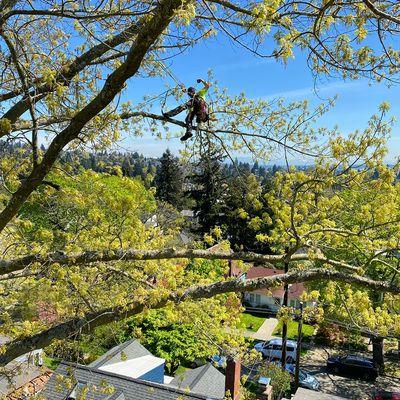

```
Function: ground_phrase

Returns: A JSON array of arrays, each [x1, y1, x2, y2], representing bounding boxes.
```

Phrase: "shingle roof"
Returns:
[[89, 339, 152, 368], [6, 371, 52, 399], [0, 361, 45, 396], [169, 363, 225, 399], [41, 362, 222, 400], [110, 391, 125, 400]]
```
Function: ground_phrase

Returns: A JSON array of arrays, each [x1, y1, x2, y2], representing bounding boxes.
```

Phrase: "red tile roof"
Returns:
[[246, 267, 306, 299]]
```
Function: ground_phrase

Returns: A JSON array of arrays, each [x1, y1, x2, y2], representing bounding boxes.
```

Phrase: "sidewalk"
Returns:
[[227, 317, 279, 340]]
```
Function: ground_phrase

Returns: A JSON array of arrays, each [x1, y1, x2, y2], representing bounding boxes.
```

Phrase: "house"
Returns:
[[243, 267, 313, 311], [89, 339, 166, 384], [41, 338, 229, 400], [0, 335, 51, 399]]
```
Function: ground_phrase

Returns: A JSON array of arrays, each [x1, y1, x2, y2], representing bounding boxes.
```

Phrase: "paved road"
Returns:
[[301, 348, 400, 399]]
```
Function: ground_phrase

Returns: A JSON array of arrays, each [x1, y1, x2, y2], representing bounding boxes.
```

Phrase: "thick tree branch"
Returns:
[[362, 0, 400, 25], [122, 111, 320, 157], [0, 12, 150, 123], [0, 0, 185, 233], [0, 0, 17, 26], [3, 9, 148, 20], [207, 0, 253, 17], [0, 247, 358, 276], [0, 267, 397, 366], [12, 110, 320, 157]]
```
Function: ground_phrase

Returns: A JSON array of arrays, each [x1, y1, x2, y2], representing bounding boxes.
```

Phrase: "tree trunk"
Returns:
[[372, 337, 384, 372]]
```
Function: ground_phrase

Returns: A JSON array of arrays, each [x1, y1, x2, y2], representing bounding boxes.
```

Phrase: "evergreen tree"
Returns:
[[225, 173, 273, 253], [189, 140, 226, 235], [154, 149, 184, 208], [251, 160, 259, 175]]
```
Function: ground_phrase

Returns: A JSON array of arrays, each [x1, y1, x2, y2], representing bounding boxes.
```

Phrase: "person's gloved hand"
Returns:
[[197, 78, 203, 83]]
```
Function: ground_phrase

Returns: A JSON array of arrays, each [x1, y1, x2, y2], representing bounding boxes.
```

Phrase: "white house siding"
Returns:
[[244, 292, 311, 310], [244, 292, 281, 311]]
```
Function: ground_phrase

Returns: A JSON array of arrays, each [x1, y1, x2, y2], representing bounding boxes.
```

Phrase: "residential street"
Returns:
[[301, 347, 400, 400]]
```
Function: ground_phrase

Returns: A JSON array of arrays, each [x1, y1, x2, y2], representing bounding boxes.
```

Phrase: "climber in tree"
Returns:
[[163, 79, 211, 141]]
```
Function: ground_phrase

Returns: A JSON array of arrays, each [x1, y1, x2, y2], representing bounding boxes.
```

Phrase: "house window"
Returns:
[[274, 297, 281, 306], [290, 300, 295, 307], [255, 294, 261, 305], [249, 294, 255, 303]]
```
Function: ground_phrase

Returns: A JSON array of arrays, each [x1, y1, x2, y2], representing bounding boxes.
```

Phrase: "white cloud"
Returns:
[[264, 80, 365, 100]]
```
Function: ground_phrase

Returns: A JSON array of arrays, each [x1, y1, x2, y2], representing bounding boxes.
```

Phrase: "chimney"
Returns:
[[225, 356, 241, 400]]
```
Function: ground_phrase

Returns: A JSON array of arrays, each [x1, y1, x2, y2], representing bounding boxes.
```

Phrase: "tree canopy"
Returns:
[[0, 0, 399, 371]]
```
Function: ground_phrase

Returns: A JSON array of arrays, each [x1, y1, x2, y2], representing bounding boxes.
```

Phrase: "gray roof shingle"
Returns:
[[169, 363, 225, 399], [0, 361, 44, 396], [41, 362, 222, 400], [89, 339, 152, 369]]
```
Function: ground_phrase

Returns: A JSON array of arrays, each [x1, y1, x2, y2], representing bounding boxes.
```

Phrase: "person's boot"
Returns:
[[180, 131, 193, 141]]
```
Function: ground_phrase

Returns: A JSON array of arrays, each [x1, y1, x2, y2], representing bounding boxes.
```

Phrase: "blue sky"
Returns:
[[121, 35, 400, 164]]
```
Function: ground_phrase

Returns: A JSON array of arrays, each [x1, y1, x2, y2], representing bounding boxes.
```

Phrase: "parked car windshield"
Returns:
[[299, 370, 307, 380]]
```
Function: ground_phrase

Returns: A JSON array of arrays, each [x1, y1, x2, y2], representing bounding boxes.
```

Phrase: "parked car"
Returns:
[[373, 390, 400, 400], [285, 364, 320, 391], [327, 354, 378, 381], [385, 348, 400, 360], [254, 338, 297, 363]]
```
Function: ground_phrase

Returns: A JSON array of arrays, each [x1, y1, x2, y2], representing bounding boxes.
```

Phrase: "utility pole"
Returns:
[[294, 302, 304, 390], [281, 253, 289, 371]]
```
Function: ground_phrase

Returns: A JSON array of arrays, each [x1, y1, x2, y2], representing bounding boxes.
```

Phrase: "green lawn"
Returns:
[[273, 320, 315, 341], [239, 313, 266, 332]]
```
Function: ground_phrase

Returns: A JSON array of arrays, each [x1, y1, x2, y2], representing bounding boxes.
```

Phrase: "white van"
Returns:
[[254, 338, 297, 363]]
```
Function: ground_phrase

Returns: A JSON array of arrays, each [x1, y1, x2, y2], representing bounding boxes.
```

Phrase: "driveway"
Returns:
[[301, 347, 400, 399]]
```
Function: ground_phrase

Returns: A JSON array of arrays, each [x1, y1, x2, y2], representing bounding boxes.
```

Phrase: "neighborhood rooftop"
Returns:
[[169, 363, 225, 399], [41, 339, 226, 400], [42, 362, 222, 400], [89, 338, 152, 369]]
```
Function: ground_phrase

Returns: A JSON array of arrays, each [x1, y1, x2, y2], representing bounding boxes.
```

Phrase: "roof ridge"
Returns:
[[90, 338, 138, 367], [58, 361, 219, 400], [189, 363, 213, 389], [106, 338, 137, 358]]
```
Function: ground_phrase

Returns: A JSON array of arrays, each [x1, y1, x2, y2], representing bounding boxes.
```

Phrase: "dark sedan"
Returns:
[[385, 349, 400, 360], [326, 354, 378, 381]]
